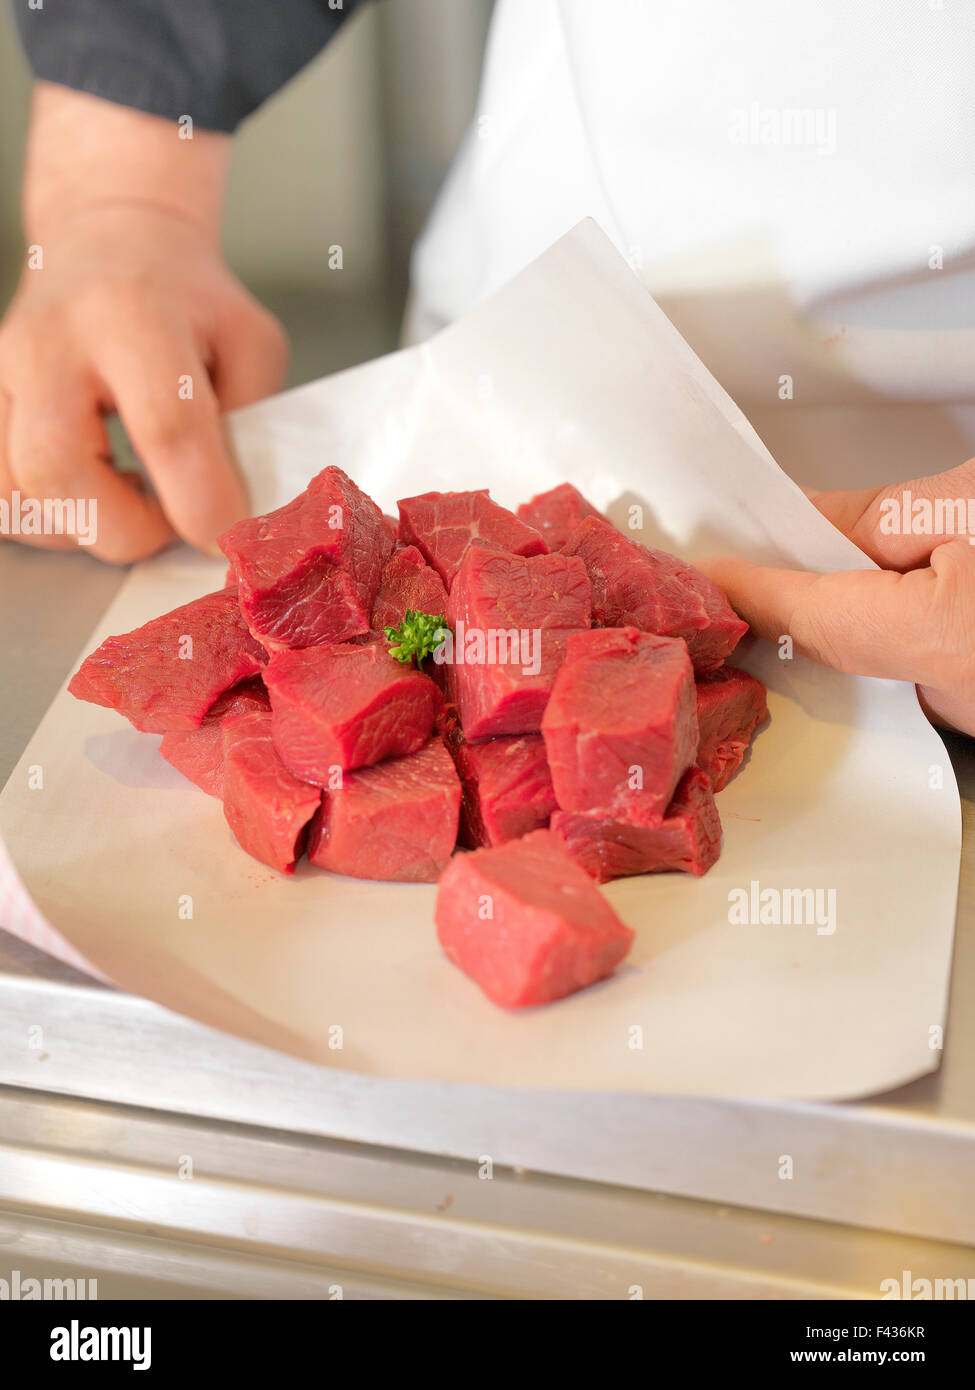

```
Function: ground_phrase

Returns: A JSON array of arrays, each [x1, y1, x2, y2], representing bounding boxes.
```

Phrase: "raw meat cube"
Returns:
[[307, 738, 461, 882], [397, 489, 547, 588], [446, 543, 592, 632], [444, 628, 573, 740], [222, 710, 322, 874], [159, 678, 270, 797], [435, 828, 634, 1007], [551, 767, 721, 882], [381, 514, 400, 544], [562, 516, 747, 673], [516, 482, 601, 549], [68, 589, 266, 734], [371, 545, 449, 632], [696, 665, 769, 791], [446, 726, 557, 848], [265, 641, 440, 781], [219, 465, 394, 651], [440, 545, 589, 736], [541, 626, 697, 824]]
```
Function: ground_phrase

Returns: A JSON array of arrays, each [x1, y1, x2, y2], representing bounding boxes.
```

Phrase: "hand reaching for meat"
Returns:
[[0, 83, 288, 563], [702, 461, 975, 737]]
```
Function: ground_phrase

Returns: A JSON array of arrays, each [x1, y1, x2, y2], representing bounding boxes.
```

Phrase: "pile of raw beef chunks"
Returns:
[[70, 467, 767, 1007]]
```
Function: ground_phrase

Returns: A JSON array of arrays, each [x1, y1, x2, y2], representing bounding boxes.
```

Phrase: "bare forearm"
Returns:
[[23, 82, 231, 244]]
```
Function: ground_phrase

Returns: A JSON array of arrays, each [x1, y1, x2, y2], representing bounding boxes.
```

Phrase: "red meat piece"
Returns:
[[541, 626, 697, 824], [371, 545, 449, 632], [307, 738, 461, 882], [435, 828, 634, 1007], [222, 710, 322, 874], [397, 489, 547, 588], [551, 767, 721, 882], [159, 678, 270, 797], [446, 543, 592, 632], [68, 589, 266, 734], [562, 516, 747, 673], [696, 665, 769, 791], [441, 544, 589, 738], [443, 628, 573, 740], [446, 726, 557, 848], [219, 466, 393, 650], [516, 482, 601, 549], [264, 641, 440, 781]]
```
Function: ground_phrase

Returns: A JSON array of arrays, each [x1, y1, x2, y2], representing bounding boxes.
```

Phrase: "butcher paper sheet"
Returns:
[[0, 220, 960, 1099]]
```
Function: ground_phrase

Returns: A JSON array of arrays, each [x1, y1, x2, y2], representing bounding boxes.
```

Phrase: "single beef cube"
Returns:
[[516, 482, 602, 550], [435, 829, 634, 1007], [542, 626, 697, 824], [551, 767, 721, 882], [307, 738, 461, 882], [562, 516, 747, 673], [381, 514, 400, 544], [443, 628, 573, 740], [371, 545, 449, 632], [222, 710, 322, 874], [696, 665, 769, 792], [159, 678, 270, 797], [397, 489, 547, 588], [446, 725, 557, 848], [265, 641, 440, 781], [219, 466, 394, 651], [438, 543, 591, 744], [446, 543, 592, 632], [68, 589, 266, 734]]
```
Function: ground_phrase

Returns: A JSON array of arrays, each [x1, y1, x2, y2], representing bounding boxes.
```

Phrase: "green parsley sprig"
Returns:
[[383, 610, 450, 667]]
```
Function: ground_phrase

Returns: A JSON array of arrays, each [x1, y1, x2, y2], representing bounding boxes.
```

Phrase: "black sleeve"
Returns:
[[11, 0, 368, 133]]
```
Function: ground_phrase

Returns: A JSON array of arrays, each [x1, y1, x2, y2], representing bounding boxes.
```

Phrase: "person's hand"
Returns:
[[0, 206, 288, 561], [0, 83, 288, 564], [701, 461, 975, 736]]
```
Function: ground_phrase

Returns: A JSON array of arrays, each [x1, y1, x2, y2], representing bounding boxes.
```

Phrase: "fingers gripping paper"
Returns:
[[0, 222, 960, 1098]]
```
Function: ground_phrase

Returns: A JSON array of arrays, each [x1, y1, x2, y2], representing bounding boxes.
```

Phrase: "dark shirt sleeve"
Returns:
[[11, 0, 367, 133]]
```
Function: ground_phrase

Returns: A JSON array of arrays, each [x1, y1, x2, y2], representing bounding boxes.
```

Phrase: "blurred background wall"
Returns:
[[0, 0, 493, 383]]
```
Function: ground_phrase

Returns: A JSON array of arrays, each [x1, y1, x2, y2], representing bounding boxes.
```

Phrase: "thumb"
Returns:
[[808, 459, 975, 571], [210, 298, 290, 412]]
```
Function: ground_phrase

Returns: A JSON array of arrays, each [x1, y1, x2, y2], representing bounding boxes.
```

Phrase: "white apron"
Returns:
[[409, 0, 975, 408]]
